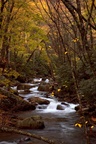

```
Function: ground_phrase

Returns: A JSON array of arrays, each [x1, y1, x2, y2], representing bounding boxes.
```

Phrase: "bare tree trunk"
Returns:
[[70, 59, 90, 144]]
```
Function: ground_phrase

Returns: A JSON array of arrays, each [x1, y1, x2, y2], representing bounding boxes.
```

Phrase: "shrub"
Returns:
[[79, 77, 96, 104]]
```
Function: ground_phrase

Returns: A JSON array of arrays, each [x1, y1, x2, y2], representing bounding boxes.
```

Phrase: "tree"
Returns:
[[0, 0, 49, 76], [36, 0, 96, 99], [37, 1, 96, 143]]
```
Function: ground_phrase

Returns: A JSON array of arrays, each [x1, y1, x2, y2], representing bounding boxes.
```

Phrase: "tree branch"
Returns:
[[0, 126, 55, 144], [61, 0, 96, 30]]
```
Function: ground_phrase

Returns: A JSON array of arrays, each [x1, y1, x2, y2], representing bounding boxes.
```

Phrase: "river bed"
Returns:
[[0, 78, 96, 144]]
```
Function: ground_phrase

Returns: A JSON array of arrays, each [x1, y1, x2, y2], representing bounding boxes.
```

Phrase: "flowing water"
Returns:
[[0, 78, 96, 144]]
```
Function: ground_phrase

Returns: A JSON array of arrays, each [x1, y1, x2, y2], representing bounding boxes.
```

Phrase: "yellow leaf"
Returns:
[[75, 123, 82, 128], [85, 121, 88, 124], [51, 92, 54, 97], [91, 126, 94, 129], [78, 124, 82, 128], [75, 123, 78, 127], [73, 39, 77, 43], [72, 38, 79, 43], [64, 51, 68, 55], [57, 89, 61, 92]]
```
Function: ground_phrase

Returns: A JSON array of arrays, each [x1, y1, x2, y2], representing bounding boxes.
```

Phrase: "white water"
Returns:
[[30, 78, 78, 113], [33, 78, 42, 82], [37, 98, 78, 114], [17, 78, 78, 114], [30, 86, 39, 92], [12, 78, 78, 114]]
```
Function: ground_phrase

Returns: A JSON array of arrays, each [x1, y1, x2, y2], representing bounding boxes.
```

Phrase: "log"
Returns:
[[0, 127, 55, 144]]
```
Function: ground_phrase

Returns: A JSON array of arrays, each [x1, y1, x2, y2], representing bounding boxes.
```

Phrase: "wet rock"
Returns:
[[61, 102, 69, 106], [17, 83, 32, 90], [17, 115, 45, 129], [29, 97, 50, 105], [38, 81, 51, 92], [57, 104, 65, 110], [37, 105, 47, 109]]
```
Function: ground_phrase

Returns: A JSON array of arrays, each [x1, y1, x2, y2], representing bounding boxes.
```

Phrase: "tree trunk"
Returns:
[[1, 0, 14, 61]]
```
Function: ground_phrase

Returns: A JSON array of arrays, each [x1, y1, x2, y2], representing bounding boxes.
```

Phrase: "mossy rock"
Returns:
[[0, 88, 36, 111], [17, 115, 45, 129], [29, 97, 50, 105]]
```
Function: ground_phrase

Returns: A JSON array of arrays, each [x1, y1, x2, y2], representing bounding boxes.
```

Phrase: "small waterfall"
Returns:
[[30, 86, 39, 92], [44, 99, 61, 112], [16, 78, 78, 114], [40, 99, 77, 113], [35, 96, 78, 114]]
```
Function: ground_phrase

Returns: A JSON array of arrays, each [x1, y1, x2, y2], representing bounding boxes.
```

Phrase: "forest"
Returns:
[[0, 0, 96, 144]]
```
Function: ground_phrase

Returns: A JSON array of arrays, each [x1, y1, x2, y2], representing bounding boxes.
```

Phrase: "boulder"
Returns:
[[0, 95, 36, 111], [17, 115, 45, 129], [57, 104, 65, 110], [0, 88, 36, 111], [38, 82, 51, 92], [29, 97, 50, 105]]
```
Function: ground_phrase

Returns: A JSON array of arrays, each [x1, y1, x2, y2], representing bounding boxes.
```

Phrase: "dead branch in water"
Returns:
[[0, 126, 55, 144]]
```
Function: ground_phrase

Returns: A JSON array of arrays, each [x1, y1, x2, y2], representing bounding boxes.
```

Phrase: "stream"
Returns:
[[0, 78, 96, 144]]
